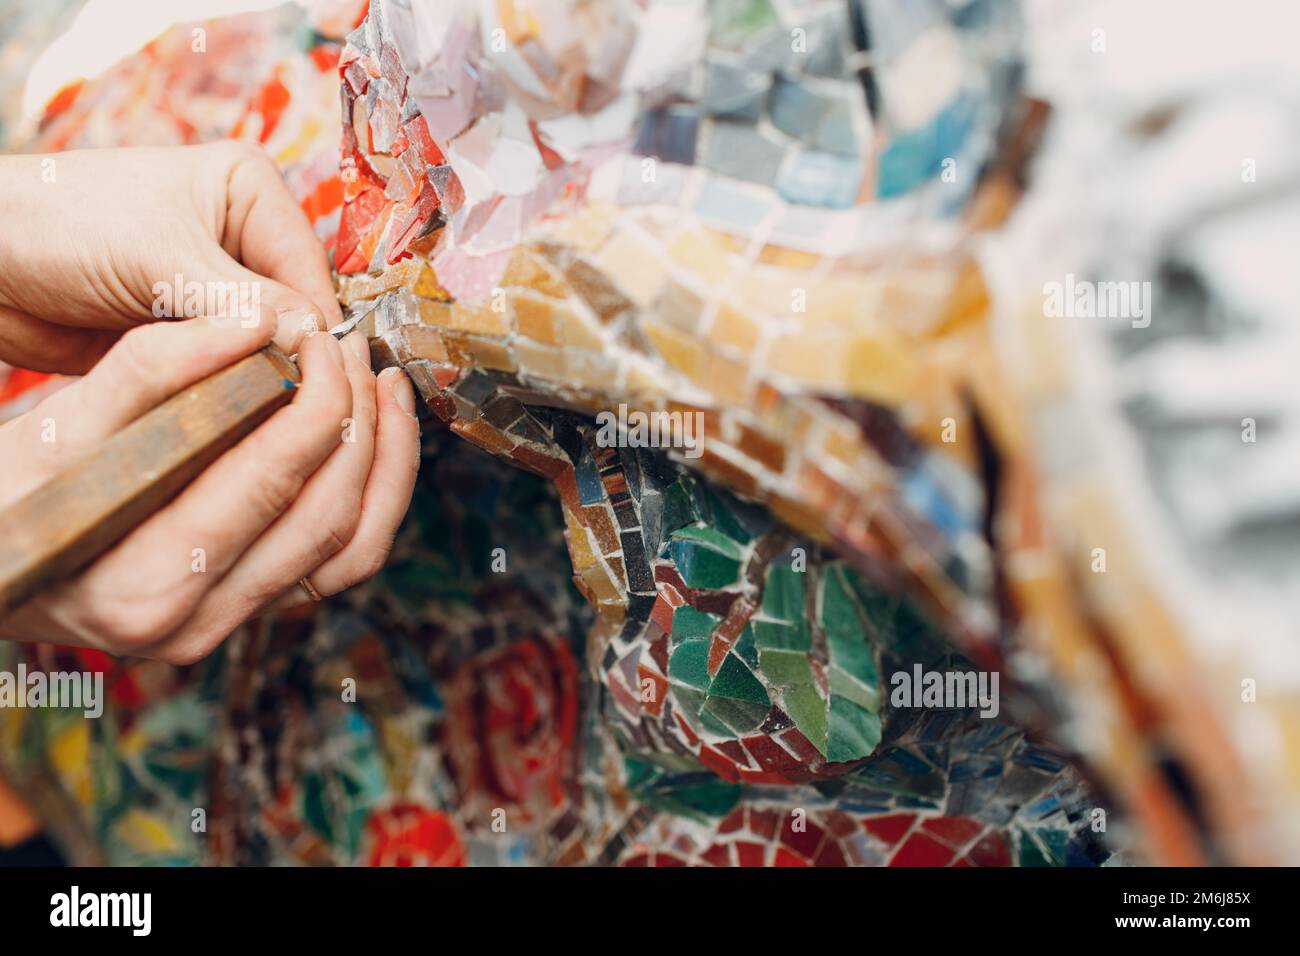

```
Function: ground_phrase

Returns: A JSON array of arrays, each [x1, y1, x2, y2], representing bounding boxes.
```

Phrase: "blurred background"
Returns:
[[0, 0, 1296, 867]]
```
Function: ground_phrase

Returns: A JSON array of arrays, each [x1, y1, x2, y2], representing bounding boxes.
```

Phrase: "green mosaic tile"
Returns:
[[823, 564, 879, 689], [670, 527, 744, 588], [761, 563, 803, 621], [624, 757, 743, 822], [829, 664, 880, 713], [710, 654, 770, 705], [756, 646, 813, 686], [1018, 833, 1052, 867], [733, 624, 760, 669], [696, 706, 737, 738], [671, 605, 720, 644], [701, 694, 769, 735], [671, 525, 745, 559], [695, 484, 760, 544], [658, 481, 697, 549], [753, 618, 809, 653], [783, 682, 829, 755], [668, 639, 711, 690], [827, 697, 882, 762]]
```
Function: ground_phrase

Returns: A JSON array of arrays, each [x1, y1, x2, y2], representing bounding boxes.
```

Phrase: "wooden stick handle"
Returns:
[[0, 346, 300, 618]]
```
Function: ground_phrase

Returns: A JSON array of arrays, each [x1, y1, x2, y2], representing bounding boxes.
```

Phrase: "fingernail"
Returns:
[[276, 307, 321, 352], [382, 367, 418, 419]]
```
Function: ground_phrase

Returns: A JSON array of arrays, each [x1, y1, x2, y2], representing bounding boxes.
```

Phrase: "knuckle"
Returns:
[[233, 143, 279, 181], [211, 138, 262, 166], [248, 462, 303, 520], [313, 511, 357, 565]]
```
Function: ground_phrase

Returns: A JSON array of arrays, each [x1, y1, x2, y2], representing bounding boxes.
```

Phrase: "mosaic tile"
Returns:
[[3, 0, 1291, 870]]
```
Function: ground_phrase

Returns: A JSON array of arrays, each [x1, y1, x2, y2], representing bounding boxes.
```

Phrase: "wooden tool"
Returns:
[[0, 346, 300, 618]]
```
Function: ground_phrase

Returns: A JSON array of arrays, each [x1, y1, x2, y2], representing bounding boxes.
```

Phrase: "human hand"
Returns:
[[0, 315, 420, 664], [0, 142, 341, 372]]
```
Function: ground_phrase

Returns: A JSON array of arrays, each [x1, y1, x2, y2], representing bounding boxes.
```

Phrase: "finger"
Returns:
[[161, 333, 380, 656], [267, 366, 421, 611], [0, 304, 118, 374], [58, 331, 352, 656], [220, 143, 343, 329], [19, 315, 273, 458], [152, 241, 330, 354], [198, 251, 332, 354]]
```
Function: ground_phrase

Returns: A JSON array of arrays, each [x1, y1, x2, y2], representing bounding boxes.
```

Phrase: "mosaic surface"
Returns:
[[1, 0, 1296, 866], [0, 423, 1107, 866]]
